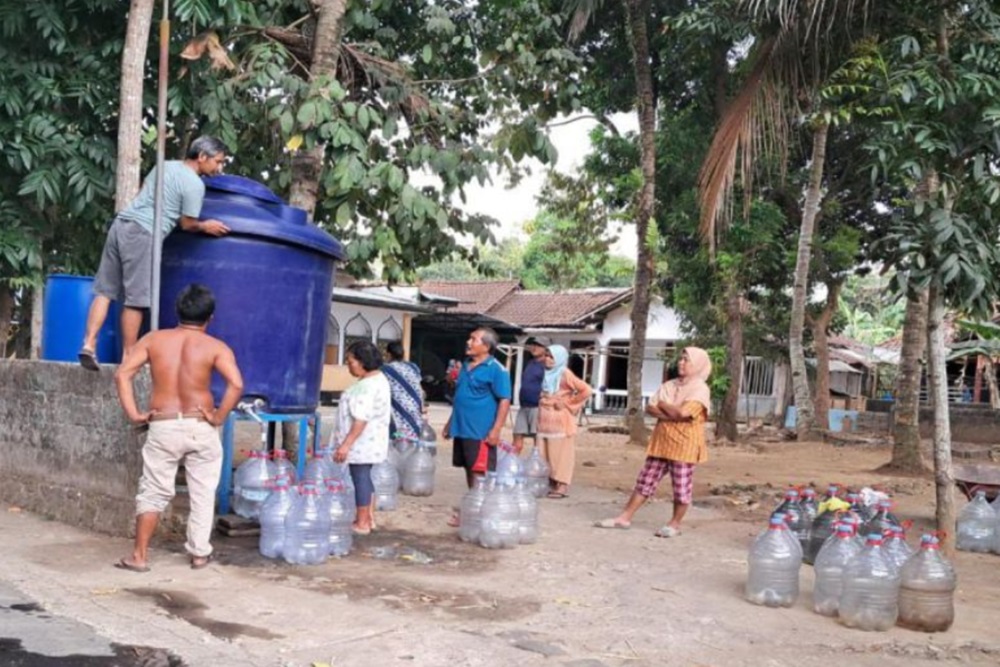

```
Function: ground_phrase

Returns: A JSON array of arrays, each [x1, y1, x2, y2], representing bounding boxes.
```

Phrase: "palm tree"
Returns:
[[697, 0, 874, 439]]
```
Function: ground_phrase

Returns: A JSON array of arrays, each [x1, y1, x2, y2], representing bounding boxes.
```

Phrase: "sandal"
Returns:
[[446, 512, 461, 528], [546, 491, 569, 499], [190, 554, 214, 569], [114, 557, 150, 573], [654, 525, 681, 538], [593, 518, 630, 529], [78, 348, 100, 371]]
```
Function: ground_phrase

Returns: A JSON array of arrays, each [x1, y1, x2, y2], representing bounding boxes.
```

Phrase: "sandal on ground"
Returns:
[[446, 512, 461, 528], [190, 554, 214, 569], [546, 491, 569, 499], [654, 525, 681, 538], [114, 557, 150, 573], [78, 348, 100, 371], [593, 518, 630, 529], [351, 524, 372, 536]]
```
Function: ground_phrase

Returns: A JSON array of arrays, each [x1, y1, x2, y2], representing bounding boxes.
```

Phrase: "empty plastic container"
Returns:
[[838, 534, 901, 631], [746, 515, 801, 607], [957, 491, 996, 553]]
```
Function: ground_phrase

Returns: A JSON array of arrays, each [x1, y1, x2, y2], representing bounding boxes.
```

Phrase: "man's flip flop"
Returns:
[[114, 557, 150, 573], [593, 518, 630, 529], [78, 348, 100, 371], [190, 555, 213, 570]]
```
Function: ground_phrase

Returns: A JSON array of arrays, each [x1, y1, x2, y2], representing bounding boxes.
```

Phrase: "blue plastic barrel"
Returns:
[[41, 274, 121, 364], [159, 176, 346, 413]]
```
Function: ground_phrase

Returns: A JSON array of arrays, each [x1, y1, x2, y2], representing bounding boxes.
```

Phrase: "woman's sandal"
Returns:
[[593, 518, 631, 529]]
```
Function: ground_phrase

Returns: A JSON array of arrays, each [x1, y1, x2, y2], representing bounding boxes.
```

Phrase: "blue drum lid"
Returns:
[[201, 175, 346, 261]]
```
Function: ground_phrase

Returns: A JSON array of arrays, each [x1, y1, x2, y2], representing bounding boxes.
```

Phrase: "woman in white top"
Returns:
[[333, 340, 391, 534]]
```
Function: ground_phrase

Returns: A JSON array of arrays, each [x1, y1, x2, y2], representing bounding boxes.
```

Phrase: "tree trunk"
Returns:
[[788, 121, 829, 440], [810, 280, 842, 431], [622, 0, 656, 445], [30, 281, 43, 359], [287, 0, 349, 215], [116, 0, 155, 210], [284, 0, 349, 450], [985, 356, 1000, 410], [716, 283, 743, 442], [891, 293, 930, 472], [0, 286, 14, 358], [926, 285, 955, 555]]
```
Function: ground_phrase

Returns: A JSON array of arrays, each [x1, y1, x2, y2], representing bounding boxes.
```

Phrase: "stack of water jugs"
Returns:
[[745, 484, 958, 633], [396, 419, 438, 497], [250, 447, 358, 565], [458, 443, 543, 549]]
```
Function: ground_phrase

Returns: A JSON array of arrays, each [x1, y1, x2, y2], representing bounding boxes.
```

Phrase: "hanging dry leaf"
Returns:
[[180, 31, 235, 71]]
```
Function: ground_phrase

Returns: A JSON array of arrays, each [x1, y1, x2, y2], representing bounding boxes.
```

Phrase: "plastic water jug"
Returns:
[[283, 485, 330, 565], [302, 447, 334, 486], [458, 476, 488, 543], [745, 515, 801, 607], [324, 480, 354, 557], [813, 523, 863, 616], [838, 534, 900, 631], [372, 460, 400, 511], [495, 443, 524, 487], [401, 443, 435, 497], [861, 499, 901, 538], [800, 487, 819, 522], [772, 488, 810, 556], [386, 444, 404, 487], [771, 512, 803, 562], [956, 491, 996, 553], [479, 481, 520, 549], [269, 449, 296, 483], [419, 419, 438, 457], [258, 479, 294, 559], [233, 450, 275, 519], [897, 534, 956, 633], [882, 525, 914, 572], [805, 508, 841, 565], [524, 446, 551, 498], [514, 479, 539, 544], [821, 484, 842, 503]]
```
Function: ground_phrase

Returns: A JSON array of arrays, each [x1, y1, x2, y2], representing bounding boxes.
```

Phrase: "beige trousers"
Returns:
[[540, 435, 576, 486], [136, 419, 222, 557]]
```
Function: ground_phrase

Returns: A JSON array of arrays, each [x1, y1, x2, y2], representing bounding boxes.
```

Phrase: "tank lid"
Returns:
[[204, 175, 285, 204], [201, 176, 347, 261]]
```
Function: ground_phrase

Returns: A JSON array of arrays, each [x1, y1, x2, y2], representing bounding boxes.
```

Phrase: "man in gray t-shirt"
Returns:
[[79, 136, 231, 370]]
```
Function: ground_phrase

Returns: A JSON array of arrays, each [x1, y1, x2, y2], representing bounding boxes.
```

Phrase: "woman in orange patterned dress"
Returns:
[[593, 347, 712, 537]]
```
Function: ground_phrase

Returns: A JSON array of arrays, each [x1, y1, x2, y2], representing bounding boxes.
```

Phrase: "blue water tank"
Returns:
[[41, 274, 121, 364], [159, 176, 346, 413]]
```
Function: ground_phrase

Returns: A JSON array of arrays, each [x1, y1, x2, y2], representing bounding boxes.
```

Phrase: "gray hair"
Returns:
[[475, 327, 499, 354], [186, 135, 229, 159]]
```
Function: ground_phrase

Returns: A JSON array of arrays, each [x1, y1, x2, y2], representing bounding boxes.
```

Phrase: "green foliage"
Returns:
[[169, 0, 584, 280], [0, 0, 120, 284], [837, 272, 906, 344]]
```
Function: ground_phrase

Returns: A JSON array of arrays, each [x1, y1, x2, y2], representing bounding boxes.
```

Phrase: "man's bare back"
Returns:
[[116, 324, 243, 427]]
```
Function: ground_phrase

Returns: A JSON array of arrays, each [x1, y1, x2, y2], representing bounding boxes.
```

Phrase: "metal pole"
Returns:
[[150, 0, 170, 331]]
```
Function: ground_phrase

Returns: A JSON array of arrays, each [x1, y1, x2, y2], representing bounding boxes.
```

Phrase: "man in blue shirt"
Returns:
[[512, 335, 550, 454], [443, 327, 511, 497]]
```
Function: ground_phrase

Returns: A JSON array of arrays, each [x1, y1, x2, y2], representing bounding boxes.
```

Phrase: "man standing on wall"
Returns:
[[443, 327, 511, 526], [511, 336, 550, 454], [114, 284, 243, 572], [79, 136, 232, 369]]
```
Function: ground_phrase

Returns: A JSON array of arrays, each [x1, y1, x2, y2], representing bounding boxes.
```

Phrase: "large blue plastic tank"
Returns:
[[41, 274, 121, 364], [159, 176, 345, 413]]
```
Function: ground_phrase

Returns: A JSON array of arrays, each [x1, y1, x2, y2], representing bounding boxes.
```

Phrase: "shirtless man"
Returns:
[[114, 283, 243, 572]]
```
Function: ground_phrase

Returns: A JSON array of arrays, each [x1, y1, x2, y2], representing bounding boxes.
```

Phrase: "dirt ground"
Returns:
[[2, 404, 999, 667]]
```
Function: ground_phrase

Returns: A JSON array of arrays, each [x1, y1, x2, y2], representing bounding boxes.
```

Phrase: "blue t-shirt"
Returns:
[[450, 356, 512, 440], [519, 358, 544, 407]]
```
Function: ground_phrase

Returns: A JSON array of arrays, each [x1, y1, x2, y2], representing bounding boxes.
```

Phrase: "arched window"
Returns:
[[376, 316, 403, 355], [343, 313, 373, 355], [326, 314, 341, 364]]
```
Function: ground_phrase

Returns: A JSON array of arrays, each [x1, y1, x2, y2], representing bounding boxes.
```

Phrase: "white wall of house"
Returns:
[[511, 297, 686, 409], [328, 303, 407, 364]]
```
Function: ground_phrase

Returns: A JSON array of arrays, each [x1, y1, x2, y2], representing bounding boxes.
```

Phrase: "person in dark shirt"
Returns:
[[512, 335, 550, 454]]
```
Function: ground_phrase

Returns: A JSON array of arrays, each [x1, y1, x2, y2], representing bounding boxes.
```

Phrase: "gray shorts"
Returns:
[[93, 218, 153, 308], [513, 407, 539, 435]]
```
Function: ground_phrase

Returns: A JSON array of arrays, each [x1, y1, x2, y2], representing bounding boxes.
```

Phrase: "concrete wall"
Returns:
[[0, 360, 147, 536], [855, 404, 1000, 444]]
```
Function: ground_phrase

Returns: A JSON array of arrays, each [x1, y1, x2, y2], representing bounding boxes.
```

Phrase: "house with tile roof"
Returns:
[[406, 280, 686, 411]]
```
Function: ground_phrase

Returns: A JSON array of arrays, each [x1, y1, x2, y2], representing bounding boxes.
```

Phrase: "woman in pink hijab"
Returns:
[[594, 347, 712, 537]]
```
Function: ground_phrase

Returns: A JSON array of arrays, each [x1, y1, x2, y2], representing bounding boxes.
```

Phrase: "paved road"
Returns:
[[0, 581, 182, 666]]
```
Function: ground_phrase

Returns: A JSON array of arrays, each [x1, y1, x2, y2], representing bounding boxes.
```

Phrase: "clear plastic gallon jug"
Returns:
[[479, 481, 520, 549], [956, 491, 996, 553], [233, 450, 275, 519], [401, 443, 435, 497], [514, 479, 539, 544], [283, 485, 330, 565], [271, 449, 297, 484], [371, 460, 400, 511], [772, 488, 810, 556], [838, 534, 901, 631], [324, 479, 354, 557], [897, 534, 956, 633], [258, 479, 294, 559], [745, 515, 801, 607], [459, 476, 488, 543], [524, 445, 551, 498], [813, 523, 863, 616]]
